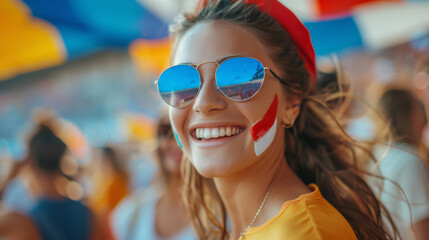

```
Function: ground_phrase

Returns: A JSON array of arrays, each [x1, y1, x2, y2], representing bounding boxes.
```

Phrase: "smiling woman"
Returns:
[[156, 0, 398, 240]]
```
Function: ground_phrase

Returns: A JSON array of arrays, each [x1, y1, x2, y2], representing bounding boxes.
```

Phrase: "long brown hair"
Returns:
[[378, 88, 427, 146], [173, 1, 399, 239]]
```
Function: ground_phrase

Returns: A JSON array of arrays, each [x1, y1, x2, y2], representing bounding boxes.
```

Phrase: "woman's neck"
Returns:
[[214, 153, 309, 239]]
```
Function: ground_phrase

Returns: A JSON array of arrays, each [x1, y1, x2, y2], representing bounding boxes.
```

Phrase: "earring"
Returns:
[[281, 116, 293, 128]]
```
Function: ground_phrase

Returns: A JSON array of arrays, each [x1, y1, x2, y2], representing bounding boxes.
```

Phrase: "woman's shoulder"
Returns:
[[110, 188, 159, 239], [373, 143, 422, 167], [111, 188, 158, 225], [245, 184, 357, 240], [280, 184, 357, 239]]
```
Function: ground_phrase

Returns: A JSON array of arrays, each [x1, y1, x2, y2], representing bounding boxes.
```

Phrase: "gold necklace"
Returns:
[[239, 168, 280, 239]]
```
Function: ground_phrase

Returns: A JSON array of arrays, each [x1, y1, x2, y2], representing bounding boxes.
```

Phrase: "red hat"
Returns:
[[195, 0, 316, 82]]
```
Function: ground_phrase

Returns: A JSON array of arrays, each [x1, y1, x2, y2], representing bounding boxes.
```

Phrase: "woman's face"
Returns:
[[170, 21, 294, 178], [411, 101, 427, 144]]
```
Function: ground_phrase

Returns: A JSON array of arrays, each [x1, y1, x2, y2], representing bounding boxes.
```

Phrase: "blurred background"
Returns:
[[0, 0, 429, 230]]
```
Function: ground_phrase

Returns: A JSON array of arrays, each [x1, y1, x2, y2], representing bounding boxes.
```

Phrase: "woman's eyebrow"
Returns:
[[217, 55, 243, 63], [177, 55, 244, 65]]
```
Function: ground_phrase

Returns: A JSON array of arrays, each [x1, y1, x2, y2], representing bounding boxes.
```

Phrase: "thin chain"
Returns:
[[239, 167, 280, 239]]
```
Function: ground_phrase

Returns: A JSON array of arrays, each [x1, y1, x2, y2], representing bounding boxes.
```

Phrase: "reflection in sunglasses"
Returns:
[[157, 57, 282, 108], [219, 80, 263, 101], [161, 88, 200, 108]]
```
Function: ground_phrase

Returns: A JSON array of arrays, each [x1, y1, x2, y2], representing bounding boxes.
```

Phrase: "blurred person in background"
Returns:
[[111, 115, 196, 240], [370, 88, 429, 240], [89, 146, 130, 213], [0, 156, 34, 213], [88, 145, 130, 240], [0, 124, 104, 240]]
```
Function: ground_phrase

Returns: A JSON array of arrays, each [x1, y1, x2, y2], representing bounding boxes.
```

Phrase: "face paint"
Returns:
[[250, 94, 278, 156], [173, 129, 183, 149]]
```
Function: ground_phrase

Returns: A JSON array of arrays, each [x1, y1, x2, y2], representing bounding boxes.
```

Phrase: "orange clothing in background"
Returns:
[[90, 171, 129, 213], [239, 184, 357, 240]]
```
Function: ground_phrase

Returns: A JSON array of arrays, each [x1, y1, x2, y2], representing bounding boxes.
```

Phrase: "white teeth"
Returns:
[[204, 129, 211, 139], [211, 128, 219, 138], [219, 128, 225, 137], [226, 127, 231, 136], [195, 127, 243, 140]]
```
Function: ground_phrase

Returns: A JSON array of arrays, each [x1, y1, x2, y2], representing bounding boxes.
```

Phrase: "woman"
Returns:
[[0, 125, 100, 240], [89, 146, 130, 240], [90, 146, 130, 214], [156, 0, 397, 239], [111, 115, 196, 240], [370, 88, 429, 239]]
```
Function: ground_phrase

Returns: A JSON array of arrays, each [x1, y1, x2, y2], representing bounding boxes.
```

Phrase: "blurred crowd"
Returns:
[[0, 109, 195, 239], [0, 71, 428, 240], [1, 0, 429, 239], [0, 53, 428, 240]]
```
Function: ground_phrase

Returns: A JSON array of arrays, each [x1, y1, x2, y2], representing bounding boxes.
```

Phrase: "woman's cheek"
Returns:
[[169, 107, 187, 150]]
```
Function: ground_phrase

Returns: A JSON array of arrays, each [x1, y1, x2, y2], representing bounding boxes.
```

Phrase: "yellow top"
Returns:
[[238, 184, 357, 240]]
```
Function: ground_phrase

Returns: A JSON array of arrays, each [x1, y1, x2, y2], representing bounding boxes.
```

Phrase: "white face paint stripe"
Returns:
[[253, 118, 277, 156]]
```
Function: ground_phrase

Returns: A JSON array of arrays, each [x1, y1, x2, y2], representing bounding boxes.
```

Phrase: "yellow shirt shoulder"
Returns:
[[240, 184, 357, 240]]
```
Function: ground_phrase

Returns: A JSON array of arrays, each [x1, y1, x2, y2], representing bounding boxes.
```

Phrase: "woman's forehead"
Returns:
[[173, 21, 271, 66]]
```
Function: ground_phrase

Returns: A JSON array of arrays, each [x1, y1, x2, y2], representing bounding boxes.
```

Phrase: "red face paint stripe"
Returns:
[[250, 94, 278, 141]]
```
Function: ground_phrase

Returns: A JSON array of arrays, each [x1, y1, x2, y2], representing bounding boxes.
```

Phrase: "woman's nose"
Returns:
[[192, 63, 227, 115]]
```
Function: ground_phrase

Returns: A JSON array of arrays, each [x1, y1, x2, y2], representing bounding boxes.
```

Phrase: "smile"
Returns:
[[195, 127, 244, 140]]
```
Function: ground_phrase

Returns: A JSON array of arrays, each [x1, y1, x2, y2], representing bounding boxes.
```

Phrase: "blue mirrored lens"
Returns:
[[216, 57, 264, 101], [158, 65, 200, 108]]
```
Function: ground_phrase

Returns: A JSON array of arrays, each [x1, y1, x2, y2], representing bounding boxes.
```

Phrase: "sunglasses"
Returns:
[[156, 57, 285, 108]]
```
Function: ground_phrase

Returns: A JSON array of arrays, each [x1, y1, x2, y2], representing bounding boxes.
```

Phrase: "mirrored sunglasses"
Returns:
[[156, 57, 283, 108]]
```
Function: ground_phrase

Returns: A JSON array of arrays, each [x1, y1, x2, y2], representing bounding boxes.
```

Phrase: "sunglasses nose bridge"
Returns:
[[196, 64, 217, 92], [192, 63, 226, 114], [194, 60, 225, 97], [194, 61, 220, 94], [195, 60, 219, 70]]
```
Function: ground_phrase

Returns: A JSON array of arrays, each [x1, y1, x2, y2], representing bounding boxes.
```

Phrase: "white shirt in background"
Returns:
[[369, 143, 429, 239]]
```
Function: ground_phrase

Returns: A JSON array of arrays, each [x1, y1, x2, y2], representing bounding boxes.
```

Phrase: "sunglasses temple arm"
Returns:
[[268, 69, 291, 87]]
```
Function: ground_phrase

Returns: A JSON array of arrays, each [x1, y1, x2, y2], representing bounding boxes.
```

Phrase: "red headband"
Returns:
[[195, 0, 316, 82]]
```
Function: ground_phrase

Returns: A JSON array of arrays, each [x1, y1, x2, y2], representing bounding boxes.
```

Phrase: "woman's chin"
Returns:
[[192, 158, 243, 179], [196, 168, 228, 179]]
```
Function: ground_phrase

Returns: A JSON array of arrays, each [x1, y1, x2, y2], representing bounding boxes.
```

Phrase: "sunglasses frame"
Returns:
[[155, 56, 286, 108]]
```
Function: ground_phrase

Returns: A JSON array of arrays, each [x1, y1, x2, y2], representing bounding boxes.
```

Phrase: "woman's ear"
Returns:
[[281, 97, 301, 127]]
